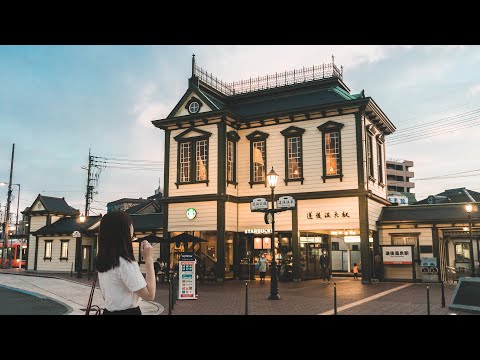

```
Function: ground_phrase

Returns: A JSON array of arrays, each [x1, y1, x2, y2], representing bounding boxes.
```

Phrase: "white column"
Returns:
[[346, 243, 351, 273]]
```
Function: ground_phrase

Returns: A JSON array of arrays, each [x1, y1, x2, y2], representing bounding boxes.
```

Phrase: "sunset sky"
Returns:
[[1, 45, 479, 217]]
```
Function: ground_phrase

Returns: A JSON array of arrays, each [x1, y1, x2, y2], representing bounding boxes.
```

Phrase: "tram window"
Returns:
[[352, 245, 359, 251], [331, 242, 339, 251]]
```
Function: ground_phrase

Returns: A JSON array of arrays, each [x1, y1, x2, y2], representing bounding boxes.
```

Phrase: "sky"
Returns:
[[1, 45, 479, 219]]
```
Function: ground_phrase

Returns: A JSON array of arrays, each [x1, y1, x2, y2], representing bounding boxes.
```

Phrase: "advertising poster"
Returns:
[[178, 253, 197, 300], [382, 246, 413, 264]]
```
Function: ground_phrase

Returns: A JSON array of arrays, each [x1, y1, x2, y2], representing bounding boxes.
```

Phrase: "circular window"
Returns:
[[188, 101, 200, 114]]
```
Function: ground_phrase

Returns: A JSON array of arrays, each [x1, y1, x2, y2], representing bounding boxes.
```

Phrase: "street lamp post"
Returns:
[[466, 203, 475, 277], [266, 167, 280, 300]]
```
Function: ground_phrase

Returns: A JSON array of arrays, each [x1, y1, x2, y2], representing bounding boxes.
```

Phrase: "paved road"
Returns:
[[0, 286, 69, 315], [4, 270, 462, 315]]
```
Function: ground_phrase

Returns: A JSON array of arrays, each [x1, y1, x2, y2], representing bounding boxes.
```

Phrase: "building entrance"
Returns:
[[299, 233, 329, 279]]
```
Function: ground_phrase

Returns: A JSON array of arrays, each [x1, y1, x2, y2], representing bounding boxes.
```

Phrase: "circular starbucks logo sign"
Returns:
[[186, 208, 197, 220]]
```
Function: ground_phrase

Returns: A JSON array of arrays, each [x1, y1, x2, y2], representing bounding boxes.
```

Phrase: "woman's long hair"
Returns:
[[96, 211, 136, 273]]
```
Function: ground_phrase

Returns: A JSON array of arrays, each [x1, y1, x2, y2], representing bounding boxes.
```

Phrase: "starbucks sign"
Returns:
[[186, 208, 197, 220]]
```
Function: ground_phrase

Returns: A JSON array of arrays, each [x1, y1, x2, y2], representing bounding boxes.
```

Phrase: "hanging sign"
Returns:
[[251, 198, 268, 212], [72, 231, 81, 238], [277, 196, 295, 209]]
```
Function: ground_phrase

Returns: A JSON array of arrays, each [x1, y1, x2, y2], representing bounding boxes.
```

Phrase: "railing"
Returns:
[[193, 60, 343, 96]]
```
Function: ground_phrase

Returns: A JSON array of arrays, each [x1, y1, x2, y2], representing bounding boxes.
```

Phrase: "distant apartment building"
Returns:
[[386, 159, 416, 205]]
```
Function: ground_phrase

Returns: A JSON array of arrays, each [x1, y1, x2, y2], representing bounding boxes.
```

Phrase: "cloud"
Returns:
[[190, 45, 404, 83], [468, 84, 480, 96], [131, 83, 172, 127]]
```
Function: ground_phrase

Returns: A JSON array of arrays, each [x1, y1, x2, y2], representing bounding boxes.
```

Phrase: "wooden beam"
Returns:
[[175, 122, 183, 129]]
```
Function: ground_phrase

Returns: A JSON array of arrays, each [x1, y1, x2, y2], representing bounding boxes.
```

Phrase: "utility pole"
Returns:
[[85, 149, 93, 216], [2, 144, 15, 269]]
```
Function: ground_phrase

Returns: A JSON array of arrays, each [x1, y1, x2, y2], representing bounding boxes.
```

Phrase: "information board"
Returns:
[[449, 277, 480, 314], [178, 253, 197, 300]]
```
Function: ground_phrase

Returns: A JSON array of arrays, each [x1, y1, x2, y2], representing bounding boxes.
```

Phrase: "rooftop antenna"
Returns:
[[192, 53, 196, 77]]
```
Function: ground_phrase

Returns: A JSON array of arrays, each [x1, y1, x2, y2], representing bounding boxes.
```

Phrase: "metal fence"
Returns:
[[193, 60, 343, 96]]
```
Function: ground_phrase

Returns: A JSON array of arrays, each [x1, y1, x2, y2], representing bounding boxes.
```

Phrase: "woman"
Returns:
[[257, 253, 269, 283], [96, 211, 156, 315]]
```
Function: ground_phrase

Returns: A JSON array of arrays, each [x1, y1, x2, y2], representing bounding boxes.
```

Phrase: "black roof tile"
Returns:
[[379, 203, 480, 223], [415, 188, 480, 204], [130, 214, 163, 232], [34, 216, 101, 235]]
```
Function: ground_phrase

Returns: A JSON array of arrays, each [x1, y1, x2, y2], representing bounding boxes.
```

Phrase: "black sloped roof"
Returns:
[[25, 195, 79, 215], [34, 216, 101, 235], [378, 203, 480, 224], [130, 214, 163, 232], [126, 201, 160, 214], [229, 87, 354, 117], [415, 188, 480, 204]]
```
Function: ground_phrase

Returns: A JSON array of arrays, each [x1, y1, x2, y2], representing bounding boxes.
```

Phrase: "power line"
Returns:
[[388, 118, 480, 145], [391, 108, 480, 135], [414, 168, 480, 181]]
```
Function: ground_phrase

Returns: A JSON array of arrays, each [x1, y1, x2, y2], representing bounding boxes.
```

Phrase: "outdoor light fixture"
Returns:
[[79, 213, 86, 223], [267, 167, 279, 189], [266, 167, 280, 300]]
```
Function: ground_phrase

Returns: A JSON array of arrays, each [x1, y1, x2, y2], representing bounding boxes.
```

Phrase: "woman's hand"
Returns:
[[140, 240, 153, 260]]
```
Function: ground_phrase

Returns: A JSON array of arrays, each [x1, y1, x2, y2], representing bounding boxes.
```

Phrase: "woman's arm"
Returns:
[[135, 241, 156, 301]]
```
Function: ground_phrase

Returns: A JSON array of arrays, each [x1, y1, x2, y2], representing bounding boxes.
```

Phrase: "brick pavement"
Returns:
[[4, 269, 465, 315]]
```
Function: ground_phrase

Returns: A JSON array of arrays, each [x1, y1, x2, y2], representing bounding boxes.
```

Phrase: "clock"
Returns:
[[186, 208, 197, 220], [188, 101, 200, 114]]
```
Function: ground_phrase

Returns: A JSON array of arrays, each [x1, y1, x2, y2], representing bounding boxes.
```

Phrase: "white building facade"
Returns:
[[153, 57, 396, 282]]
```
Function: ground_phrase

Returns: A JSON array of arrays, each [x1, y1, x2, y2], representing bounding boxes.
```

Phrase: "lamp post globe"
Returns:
[[266, 167, 280, 300]]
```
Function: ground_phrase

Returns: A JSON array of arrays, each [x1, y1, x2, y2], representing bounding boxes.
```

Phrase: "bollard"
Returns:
[[70, 263, 73, 277], [333, 282, 337, 315], [168, 278, 172, 315], [427, 285, 431, 315], [441, 281, 446, 308], [245, 282, 249, 315], [171, 274, 176, 310]]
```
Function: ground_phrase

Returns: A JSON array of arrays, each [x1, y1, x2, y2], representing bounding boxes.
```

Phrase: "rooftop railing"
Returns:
[[193, 58, 343, 96]]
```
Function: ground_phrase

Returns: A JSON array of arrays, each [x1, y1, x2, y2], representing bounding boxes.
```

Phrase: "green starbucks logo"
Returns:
[[186, 208, 197, 220]]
